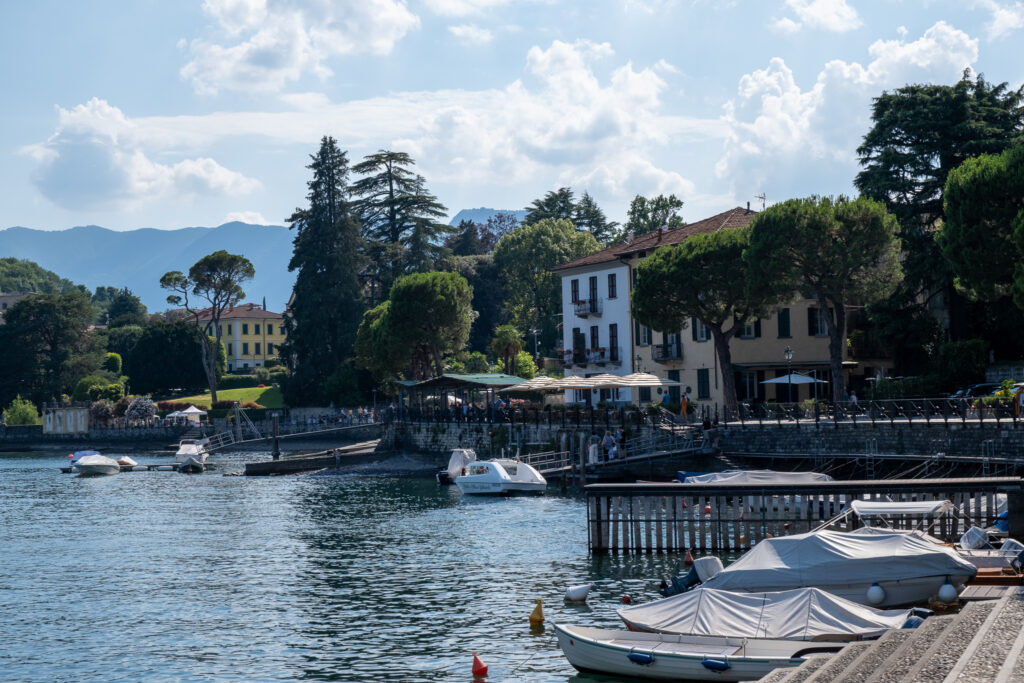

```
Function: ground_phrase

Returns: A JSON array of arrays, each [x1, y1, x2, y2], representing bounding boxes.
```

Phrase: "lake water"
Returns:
[[0, 450, 686, 682]]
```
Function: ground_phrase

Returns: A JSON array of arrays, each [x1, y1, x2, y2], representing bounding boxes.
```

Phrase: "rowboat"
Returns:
[[553, 624, 839, 681]]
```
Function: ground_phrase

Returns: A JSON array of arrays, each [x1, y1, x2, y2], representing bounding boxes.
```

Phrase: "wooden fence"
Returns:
[[586, 477, 1024, 554]]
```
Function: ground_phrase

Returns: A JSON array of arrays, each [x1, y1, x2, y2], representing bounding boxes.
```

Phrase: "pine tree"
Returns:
[[573, 191, 619, 243], [281, 136, 366, 406], [351, 151, 449, 296]]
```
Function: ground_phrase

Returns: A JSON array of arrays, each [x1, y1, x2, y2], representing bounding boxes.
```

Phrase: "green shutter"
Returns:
[[807, 307, 816, 336], [778, 308, 790, 337], [754, 319, 762, 338], [692, 317, 698, 341]]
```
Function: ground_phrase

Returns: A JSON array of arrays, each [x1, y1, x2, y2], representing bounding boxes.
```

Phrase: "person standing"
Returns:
[[617, 427, 626, 460], [602, 430, 615, 461], [680, 388, 690, 424]]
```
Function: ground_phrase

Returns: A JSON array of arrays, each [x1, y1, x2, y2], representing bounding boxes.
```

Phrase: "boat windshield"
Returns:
[[504, 465, 518, 476], [468, 464, 490, 476]]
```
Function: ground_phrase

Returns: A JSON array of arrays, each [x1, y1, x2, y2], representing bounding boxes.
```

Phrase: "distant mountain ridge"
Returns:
[[0, 222, 295, 313], [449, 207, 527, 226]]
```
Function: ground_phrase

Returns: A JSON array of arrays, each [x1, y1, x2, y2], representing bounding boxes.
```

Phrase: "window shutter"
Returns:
[[778, 308, 790, 337], [807, 307, 816, 336], [692, 317, 698, 341], [754, 319, 762, 338]]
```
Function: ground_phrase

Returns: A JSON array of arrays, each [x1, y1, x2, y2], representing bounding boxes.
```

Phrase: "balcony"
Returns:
[[560, 349, 588, 367], [652, 343, 683, 363], [573, 298, 603, 318], [586, 347, 623, 366]]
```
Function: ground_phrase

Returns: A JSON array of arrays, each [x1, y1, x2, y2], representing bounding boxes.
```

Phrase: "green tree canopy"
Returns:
[[490, 324, 523, 375], [448, 220, 485, 256], [0, 291, 102, 405], [3, 396, 40, 426], [281, 136, 366, 406], [746, 196, 903, 404], [573, 191, 619, 244], [442, 254, 506, 354], [623, 194, 685, 241], [354, 301, 411, 383], [388, 271, 476, 377], [492, 218, 600, 355], [0, 258, 79, 294], [106, 287, 148, 327], [524, 187, 576, 225], [632, 227, 782, 416], [160, 249, 254, 402], [939, 144, 1024, 305], [127, 320, 222, 395]]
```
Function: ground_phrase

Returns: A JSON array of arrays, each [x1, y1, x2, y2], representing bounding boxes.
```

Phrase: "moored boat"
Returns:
[[553, 623, 839, 681], [454, 459, 547, 495], [436, 448, 476, 484], [174, 438, 209, 473], [73, 453, 121, 476]]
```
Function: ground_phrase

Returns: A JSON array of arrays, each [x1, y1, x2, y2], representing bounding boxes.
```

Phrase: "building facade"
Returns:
[[195, 302, 286, 372], [555, 206, 888, 411]]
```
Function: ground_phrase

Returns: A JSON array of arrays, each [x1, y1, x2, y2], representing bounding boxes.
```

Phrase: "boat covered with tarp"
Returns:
[[618, 586, 923, 640], [682, 529, 977, 607], [680, 470, 834, 484]]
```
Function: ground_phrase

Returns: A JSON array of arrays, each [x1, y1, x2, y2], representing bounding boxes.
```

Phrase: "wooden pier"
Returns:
[[586, 477, 1024, 553]]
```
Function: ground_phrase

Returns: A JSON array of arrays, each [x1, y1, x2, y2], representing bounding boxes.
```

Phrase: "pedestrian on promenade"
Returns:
[[602, 430, 615, 461], [680, 388, 690, 424], [617, 428, 626, 459]]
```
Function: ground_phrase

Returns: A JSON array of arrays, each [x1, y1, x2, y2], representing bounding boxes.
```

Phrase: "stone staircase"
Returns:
[[758, 588, 1024, 683]]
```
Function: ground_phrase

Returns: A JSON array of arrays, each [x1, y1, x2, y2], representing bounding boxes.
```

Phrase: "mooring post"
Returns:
[[272, 415, 280, 460]]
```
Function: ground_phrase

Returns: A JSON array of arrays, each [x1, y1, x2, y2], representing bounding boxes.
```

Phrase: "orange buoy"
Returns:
[[529, 599, 544, 626], [684, 549, 694, 566], [472, 652, 488, 677], [621, 594, 632, 604]]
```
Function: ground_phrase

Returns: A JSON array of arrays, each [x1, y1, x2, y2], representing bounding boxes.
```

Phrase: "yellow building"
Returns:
[[198, 302, 286, 372]]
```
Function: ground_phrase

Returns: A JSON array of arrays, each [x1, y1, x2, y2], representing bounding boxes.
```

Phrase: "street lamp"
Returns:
[[530, 327, 540, 361], [784, 346, 793, 404]]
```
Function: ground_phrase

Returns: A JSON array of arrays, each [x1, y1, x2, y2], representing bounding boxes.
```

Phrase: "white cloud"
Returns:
[[22, 98, 260, 211], [774, 0, 862, 33], [425, 0, 517, 17], [972, 0, 1024, 39], [448, 24, 494, 45], [225, 210, 270, 224], [653, 58, 680, 75], [717, 21, 978, 197], [182, 0, 420, 94]]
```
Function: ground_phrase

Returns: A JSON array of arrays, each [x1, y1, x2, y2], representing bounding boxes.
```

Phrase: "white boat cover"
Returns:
[[683, 470, 833, 485], [445, 449, 476, 480], [618, 587, 913, 640], [849, 500, 953, 518], [703, 529, 977, 593]]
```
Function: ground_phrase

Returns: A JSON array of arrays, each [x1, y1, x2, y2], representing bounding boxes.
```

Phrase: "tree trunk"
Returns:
[[197, 329, 218, 403], [822, 294, 846, 405], [431, 345, 444, 378], [710, 325, 739, 421]]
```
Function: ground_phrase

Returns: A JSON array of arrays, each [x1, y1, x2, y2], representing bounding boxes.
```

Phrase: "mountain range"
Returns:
[[0, 210, 524, 314]]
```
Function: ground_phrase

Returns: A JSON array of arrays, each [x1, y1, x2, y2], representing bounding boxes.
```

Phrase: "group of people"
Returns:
[[589, 428, 627, 463]]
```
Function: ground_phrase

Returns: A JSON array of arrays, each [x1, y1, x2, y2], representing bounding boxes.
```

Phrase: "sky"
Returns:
[[1, 0, 1022, 232]]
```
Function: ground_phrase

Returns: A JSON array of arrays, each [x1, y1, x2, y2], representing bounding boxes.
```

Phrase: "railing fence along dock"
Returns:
[[586, 477, 1024, 554]]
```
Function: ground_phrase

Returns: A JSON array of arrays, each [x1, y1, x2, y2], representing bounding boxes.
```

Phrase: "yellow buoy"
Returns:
[[529, 599, 544, 626]]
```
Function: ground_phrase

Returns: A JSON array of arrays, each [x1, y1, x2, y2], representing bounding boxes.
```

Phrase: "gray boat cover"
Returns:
[[703, 529, 977, 592], [618, 586, 913, 640], [683, 470, 833, 484]]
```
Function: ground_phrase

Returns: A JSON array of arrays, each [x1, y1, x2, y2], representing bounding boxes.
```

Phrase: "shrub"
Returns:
[[72, 374, 122, 401], [268, 369, 288, 385], [90, 400, 114, 424], [252, 366, 271, 383], [125, 396, 156, 421], [87, 383, 124, 402], [212, 400, 236, 410], [102, 352, 122, 374], [219, 374, 260, 390], [3, 396, 40, 425], [113, 395, 133, 418], [240, 401, 264, 409]]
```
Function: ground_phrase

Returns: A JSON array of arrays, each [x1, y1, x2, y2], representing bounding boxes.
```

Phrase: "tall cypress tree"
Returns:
[[281, 136, 365, 406]]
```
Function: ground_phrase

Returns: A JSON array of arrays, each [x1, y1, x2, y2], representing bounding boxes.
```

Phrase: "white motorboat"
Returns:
[[436, 448, 476, 484], [454, 459, 547, 495], [73, 453, 121, 476], [619, 586, 924, 640], [673, 529, 976, 607], [174, 438, 210, 472], [553, 624, 839, 682]]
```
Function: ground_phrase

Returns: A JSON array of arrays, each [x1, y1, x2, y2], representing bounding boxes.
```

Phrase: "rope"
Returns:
[[508, 632, 557, 675]]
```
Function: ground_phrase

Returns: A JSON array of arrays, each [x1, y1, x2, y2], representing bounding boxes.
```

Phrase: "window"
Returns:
[[738, 319, 762, 339], [254, 324, 260, 334], [635, 324, 651, 346], [280, 325, 286, 335], [242, 342, 249, 355], [639, 386, 652, 402], [255, 343, 261, 355], [808, 307, 829, 337], [667, 370, 681, 404], [697, 368, 710, 400], [571, 279, 580, 302], [227, 324, 232, 335], [607, 273, 617, 299], [590, 325, 600, 350], [609, 324, 618, 361], [268, 343, 274, 354], [589, 276, 598, 302], [777, 308, 791, 338], [227, 343, 233, 356], [691, 317, 710, 342], [242, 323, 249, 335]]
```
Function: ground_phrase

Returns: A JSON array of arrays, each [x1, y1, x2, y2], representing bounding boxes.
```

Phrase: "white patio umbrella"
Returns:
[[617, 372, 680, 386], [588, 373, 628, 388], [554, 376, 600, 390], [500, 376, 561, 392], [760, 372, 826, 384]]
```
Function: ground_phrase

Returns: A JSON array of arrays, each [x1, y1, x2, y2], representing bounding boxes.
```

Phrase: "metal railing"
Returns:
[[573, 298, 603, 317], [652, 343, 683, 363], [732, 396, 1024, 427]]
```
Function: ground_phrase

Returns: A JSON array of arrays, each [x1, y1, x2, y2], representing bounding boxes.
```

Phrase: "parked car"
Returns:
[[950, 383, 1000, 399]]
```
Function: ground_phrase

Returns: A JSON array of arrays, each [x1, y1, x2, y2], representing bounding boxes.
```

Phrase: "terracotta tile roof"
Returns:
[[552, 206, 758, 272], [189, 302, 284, 321]]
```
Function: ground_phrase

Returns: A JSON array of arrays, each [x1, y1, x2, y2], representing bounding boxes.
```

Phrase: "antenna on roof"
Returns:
[[754, 193, 766, 211]]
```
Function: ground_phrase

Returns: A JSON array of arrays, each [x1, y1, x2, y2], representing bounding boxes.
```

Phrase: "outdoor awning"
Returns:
[[618, 372, 680, 387], [761, 372, 827, 385], [412, 373, 527, 391], [181, 405, 207, 415], [500, 376, 562, 392]]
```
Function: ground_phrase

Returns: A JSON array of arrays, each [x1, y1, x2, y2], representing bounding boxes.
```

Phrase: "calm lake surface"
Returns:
[[0, 450, 687, 682]]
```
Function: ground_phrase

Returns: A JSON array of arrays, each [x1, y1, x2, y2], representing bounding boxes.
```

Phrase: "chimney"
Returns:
[[657, 225, 664, 242], [746, 201, 750, 212]]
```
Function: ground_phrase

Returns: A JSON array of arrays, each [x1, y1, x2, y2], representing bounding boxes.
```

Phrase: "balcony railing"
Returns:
[[652, 343, 683, 363], [573, 298, 603, 317], [587, 347, 623, 366]]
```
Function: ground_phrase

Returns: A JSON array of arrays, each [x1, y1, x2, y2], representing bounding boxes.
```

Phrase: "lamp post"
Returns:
[[530, 327, 540, 361], [784, 346, 793, 404]]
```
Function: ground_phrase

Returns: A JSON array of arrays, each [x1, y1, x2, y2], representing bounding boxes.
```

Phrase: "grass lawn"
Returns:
[[172, 386, 285, 409]]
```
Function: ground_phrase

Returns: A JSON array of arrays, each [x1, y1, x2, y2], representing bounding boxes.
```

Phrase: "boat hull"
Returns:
[[455, 480, 546, 495], [73, 456, 121, 476], [554, 624, 818, 682]]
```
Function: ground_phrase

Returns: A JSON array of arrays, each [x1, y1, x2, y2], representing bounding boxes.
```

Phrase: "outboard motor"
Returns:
[[664, 556, 724, 595]]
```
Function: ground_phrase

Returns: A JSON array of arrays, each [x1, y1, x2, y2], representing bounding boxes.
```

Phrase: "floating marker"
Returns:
[[684, 549, 694, 566], [472, 652, 488, 677], [529, 599, 544, 626], [621, 594, 632, 604], [564, 584, 590, 602], [704, 504, 712, 515], [937, 580, 958, 604]]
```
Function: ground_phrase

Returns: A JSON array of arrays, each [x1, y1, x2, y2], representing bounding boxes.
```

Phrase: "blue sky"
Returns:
[[1, 0, 1022, 231]]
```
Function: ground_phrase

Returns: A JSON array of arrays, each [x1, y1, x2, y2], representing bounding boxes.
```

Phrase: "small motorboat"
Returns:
[[666, 529, 976, 607], [174, 438, 209, 473], [553, 624, 840, 682], [177, 456, 205, 474], [454, 459, 547, 495], [72, 453, 121, 476], [619, 586, 926, 640], [436, 448, 476, 484]]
